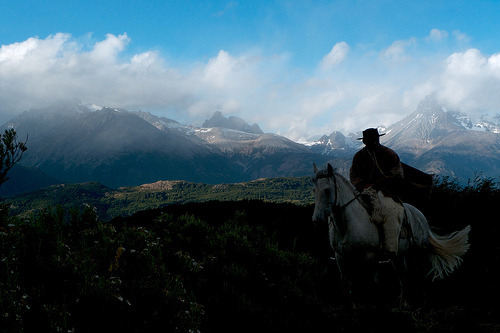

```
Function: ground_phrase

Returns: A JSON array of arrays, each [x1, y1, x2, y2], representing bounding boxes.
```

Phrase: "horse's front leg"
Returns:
[[335, 253, 356, 309], [392, 256, 410, 310]]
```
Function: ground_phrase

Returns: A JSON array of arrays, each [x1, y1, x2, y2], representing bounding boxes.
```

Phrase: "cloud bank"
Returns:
[[0, 31, 499, 140]]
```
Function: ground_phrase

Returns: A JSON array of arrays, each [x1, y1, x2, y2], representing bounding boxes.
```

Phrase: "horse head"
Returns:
[[312, 163, 336, 224]]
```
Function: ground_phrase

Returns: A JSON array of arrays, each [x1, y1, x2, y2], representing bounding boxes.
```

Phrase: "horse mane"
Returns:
[[332, 171, 359, 194]]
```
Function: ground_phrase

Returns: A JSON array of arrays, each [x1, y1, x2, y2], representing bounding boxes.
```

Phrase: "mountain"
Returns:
[[383, 96, 468, 154], [131, 110, 329, 179], [382, 96, 500, 179], [202, 111, 263, 134], [1, 102, 242, 189], [133, 110, 329, 179], [0, 164, 61, 196], [308, 131, 360, 157], [0, 102, 330, 193], [2, 96, 497, 194], [306, 96, 499, 181]]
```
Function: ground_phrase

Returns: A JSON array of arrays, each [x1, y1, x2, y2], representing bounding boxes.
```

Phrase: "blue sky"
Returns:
[[1, 0, 500, 139]]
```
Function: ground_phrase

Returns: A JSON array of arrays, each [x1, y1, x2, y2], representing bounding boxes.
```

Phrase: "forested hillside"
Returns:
[[7, 177, 314, 221], [1, 176, 499, 332]]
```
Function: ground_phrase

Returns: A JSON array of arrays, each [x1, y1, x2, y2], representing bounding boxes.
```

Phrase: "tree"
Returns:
[[0, 128, 27, 186]]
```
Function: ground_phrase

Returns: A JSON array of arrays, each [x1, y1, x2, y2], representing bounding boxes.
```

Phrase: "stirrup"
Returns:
[[378, 258, 391, 264], [377, 248, 394, 264]]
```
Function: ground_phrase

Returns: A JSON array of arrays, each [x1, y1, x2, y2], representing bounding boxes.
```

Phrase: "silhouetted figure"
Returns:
[[350, 128, 405, 260], [350, 128, 404, 197]]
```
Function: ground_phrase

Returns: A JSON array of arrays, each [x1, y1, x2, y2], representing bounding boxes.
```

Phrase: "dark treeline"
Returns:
[[0, 175, 499, 332]]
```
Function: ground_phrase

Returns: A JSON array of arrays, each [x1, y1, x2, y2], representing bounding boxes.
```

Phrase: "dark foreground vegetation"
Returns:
[[0, 175, 499, 332]]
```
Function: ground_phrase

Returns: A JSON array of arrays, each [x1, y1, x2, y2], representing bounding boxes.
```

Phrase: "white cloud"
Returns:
[[402, 48, 500, 117], [0, 37, 38, 61], [452, 30, 470, 42], [445, 48, 486, 75], [436, 49, 500, 112], [0, 33, 189, 120], [425, 29, 449, 42], [1, 33, 499, 141], [382, 38, 416, 63], [90, 33, 129, 63], [0, 33, 290, 130], [320, 41, 350, 70]]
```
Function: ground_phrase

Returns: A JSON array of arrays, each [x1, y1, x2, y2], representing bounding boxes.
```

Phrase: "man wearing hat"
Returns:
[[350, 128, 405, 260]]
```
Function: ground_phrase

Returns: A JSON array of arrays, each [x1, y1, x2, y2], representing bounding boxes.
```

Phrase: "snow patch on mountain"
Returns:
[[85, 103, 104, 111]]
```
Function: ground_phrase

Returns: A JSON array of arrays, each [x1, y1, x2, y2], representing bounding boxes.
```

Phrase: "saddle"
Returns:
[[359, 187, 403, 223], [358, 188, 411, 260]]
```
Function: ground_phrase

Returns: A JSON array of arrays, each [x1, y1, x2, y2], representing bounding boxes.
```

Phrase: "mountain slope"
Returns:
[[137, 111, 330, 180], [306, 95, 499, 181], [1, 102, 331, 190], [0, 164, 61, 196], [2, 96, 497, 191], [382, 96, 500, 179], [383, 96, 466, 155], [1, 103, 241, 187]]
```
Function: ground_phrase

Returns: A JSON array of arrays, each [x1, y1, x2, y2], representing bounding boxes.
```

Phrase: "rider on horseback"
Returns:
[[350, 128, 405, 261]]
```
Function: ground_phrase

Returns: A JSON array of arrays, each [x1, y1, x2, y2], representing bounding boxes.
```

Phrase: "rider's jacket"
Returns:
[[349, 144, 404, 198]]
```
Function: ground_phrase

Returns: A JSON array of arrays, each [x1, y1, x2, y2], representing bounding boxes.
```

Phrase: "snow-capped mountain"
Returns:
[[308, 131, 361, 157], [139, 111, 325, 180], [382, 95, 468, 154], [469, 114, 500, 133], [1, 103, 240, 189], [1, 95, 498, 196], [307, 95, 499, 181], [381, 96, 500, 179], [0, 102, 330, 194]]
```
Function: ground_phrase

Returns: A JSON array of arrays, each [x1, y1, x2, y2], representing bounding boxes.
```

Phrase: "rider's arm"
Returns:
[[350, 152, 368, 191]]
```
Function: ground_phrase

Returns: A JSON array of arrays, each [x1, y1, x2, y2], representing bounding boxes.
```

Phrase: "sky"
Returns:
[[1, 0, 500, 140]]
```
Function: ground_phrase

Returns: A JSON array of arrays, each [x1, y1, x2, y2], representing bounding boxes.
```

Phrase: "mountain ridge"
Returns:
[[1, 96, 498, 196], [310, 96, 499, 180], [202, 111, 263, 134], [0, 103, 330, 194]]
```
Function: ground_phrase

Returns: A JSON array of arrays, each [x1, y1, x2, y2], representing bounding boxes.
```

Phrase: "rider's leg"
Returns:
[[378, 193, 405, 256], [361, 188, 404, 258]]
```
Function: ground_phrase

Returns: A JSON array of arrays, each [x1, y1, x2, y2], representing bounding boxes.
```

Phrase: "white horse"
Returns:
[[312, 163, 470, 306]]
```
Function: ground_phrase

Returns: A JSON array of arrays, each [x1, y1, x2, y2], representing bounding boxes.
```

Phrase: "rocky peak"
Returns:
[[202, 111, 263, 134], [383, 95, 466, 148]]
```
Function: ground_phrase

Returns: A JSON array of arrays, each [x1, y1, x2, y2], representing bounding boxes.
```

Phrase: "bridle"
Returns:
[[314, 171, 363, 237], [316, 172, 363, 213]]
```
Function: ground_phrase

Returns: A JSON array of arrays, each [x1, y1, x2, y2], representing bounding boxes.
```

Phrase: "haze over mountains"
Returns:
[[1, 95, 499, 196], [0, 102, 330, 195]]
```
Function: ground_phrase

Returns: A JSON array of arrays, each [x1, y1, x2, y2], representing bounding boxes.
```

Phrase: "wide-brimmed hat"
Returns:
[[357, 128, 386, 140]]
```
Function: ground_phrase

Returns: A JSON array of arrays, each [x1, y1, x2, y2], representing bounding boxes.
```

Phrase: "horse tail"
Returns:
[[428, 225, 471, 280]]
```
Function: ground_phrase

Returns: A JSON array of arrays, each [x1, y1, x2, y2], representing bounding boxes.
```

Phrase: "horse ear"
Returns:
[[313, 163, 318, 174], [327, 163, 334, 176]]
